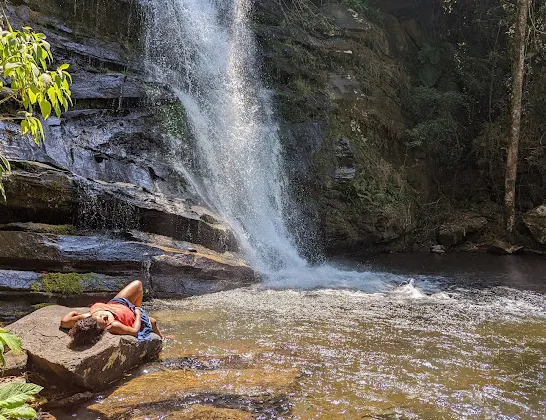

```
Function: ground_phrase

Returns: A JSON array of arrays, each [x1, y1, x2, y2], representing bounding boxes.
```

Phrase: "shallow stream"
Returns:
[[73, 254, 545, 419]]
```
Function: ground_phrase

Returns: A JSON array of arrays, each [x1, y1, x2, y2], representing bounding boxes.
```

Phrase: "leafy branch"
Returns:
[[0, 17, 72, 200]]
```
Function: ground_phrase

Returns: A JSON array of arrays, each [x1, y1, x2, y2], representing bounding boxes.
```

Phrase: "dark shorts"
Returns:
[[109, 297, 153, 342]]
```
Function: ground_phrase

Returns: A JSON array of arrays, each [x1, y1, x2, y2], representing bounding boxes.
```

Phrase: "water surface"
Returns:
[[142, 255, 546, 419]]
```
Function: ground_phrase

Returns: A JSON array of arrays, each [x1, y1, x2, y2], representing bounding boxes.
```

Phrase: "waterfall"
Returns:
[[144, 0, 307, 274]]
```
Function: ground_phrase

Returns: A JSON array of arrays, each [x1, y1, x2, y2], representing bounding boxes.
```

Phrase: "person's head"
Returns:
[[68, 317, 105, 348], [92, 310, 114, 329]]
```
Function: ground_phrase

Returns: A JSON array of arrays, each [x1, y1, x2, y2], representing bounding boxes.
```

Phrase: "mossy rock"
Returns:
[[32, 273, 102, 297]]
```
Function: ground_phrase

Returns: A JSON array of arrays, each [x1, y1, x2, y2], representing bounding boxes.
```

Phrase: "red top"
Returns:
[[90, 302, 135, 327]]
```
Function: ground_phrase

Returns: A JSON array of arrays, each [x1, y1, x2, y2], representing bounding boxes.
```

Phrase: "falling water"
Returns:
[[144, 1, 431, 295], [145, 0, 307, 274]]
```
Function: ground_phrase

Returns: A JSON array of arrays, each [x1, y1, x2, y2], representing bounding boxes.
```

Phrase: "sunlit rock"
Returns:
[[152, 253, 257, 297], [430, 244, 446, 254], [487, 240, 524, 255], [8, 305, 162, 391], [0, 231, 256, 304], [2, 349, 28, 377]]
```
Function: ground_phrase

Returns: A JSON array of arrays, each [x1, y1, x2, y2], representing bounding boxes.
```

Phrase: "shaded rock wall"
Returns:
[[254, 2, 425, 254]]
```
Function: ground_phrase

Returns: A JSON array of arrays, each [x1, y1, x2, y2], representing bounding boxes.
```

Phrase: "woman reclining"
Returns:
[[60, 280, 162, 347]]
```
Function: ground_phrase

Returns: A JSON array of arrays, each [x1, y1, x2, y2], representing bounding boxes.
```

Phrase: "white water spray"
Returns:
[[145, 0, 307, 274]]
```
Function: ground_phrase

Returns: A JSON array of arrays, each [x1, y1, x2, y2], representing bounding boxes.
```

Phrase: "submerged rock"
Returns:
[[523, 205, 546, 244], [87, 367, 299, 418], [7, 305, 162, 391], [130, 405, 254, 420]]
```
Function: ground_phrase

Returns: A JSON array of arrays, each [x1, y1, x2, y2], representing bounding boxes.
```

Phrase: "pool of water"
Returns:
[[74, 254, 546, 419]]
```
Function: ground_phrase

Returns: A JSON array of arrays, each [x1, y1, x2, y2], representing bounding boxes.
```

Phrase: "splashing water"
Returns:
[[145, 0, 308, 274]]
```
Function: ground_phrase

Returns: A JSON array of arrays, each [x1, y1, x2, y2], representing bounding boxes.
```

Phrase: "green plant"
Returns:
[[404, 42, 468, 168], [0, 330, 41, 419], [0, 329, 21, 367], [0, 18, 72, 199], [0, 382, 42, 419]]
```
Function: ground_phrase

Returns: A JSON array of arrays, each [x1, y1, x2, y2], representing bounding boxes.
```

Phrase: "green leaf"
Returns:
[[0, 348, 4, 368], [46, 86, 56, 105], [0, 155, 11, 173], [27, 88, 37, 104], [21, 119, 29, 135], [0, 383, 42, 409], [0, 331, 22, 353], [39, 99, 51, 120], [1, 403, 37, 418], [57, 63, 69, 71]]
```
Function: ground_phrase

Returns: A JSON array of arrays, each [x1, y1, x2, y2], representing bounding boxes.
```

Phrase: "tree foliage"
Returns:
[[402, 0, 546, 213], [0, 18, 72, 199]]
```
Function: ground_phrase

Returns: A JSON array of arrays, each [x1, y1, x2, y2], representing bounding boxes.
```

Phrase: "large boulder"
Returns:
[[152, 252, 257, 297], [523, 205, 546, 245], [7, 305, 162, 391], [437, 214, 488, 247]]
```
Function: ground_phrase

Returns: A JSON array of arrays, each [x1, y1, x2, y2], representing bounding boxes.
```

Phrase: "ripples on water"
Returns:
[[150, 268, 546, 419]]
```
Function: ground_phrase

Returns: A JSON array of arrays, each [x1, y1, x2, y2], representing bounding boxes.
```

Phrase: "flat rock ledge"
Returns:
[[7, 305, 162, 391]]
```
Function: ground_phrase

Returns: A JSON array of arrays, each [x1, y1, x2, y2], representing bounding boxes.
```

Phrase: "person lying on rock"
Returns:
[[60, 280, 163, 347]]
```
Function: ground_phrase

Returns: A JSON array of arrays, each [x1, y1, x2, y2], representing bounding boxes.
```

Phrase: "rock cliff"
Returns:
[[0, 0, 257, 321]]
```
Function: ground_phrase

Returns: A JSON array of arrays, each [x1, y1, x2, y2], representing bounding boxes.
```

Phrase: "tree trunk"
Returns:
[[505, 0, 530, 237]]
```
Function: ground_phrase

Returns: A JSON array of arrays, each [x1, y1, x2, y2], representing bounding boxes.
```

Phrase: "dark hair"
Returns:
[[68, 317, 105, 348]]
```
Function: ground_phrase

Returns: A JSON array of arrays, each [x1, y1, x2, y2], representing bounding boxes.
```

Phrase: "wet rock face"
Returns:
[[11, 0, 145, 49], [255, 1, 420, 253], [0, 1, 258, 297], [8, 305, 162, 391], [3, 0, 195, 201], [334, 138, 357, 181], [0, 164, 237, 252], [523, 205, 546, 244]]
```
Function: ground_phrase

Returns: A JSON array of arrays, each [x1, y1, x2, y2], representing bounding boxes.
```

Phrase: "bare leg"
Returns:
[[150, 317, 163, 338], [114, 280, 143, 307]]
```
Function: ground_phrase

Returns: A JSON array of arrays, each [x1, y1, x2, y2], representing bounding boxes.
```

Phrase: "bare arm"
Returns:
[[60, 311, 90, 329], [107, 308, 142, 336]]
